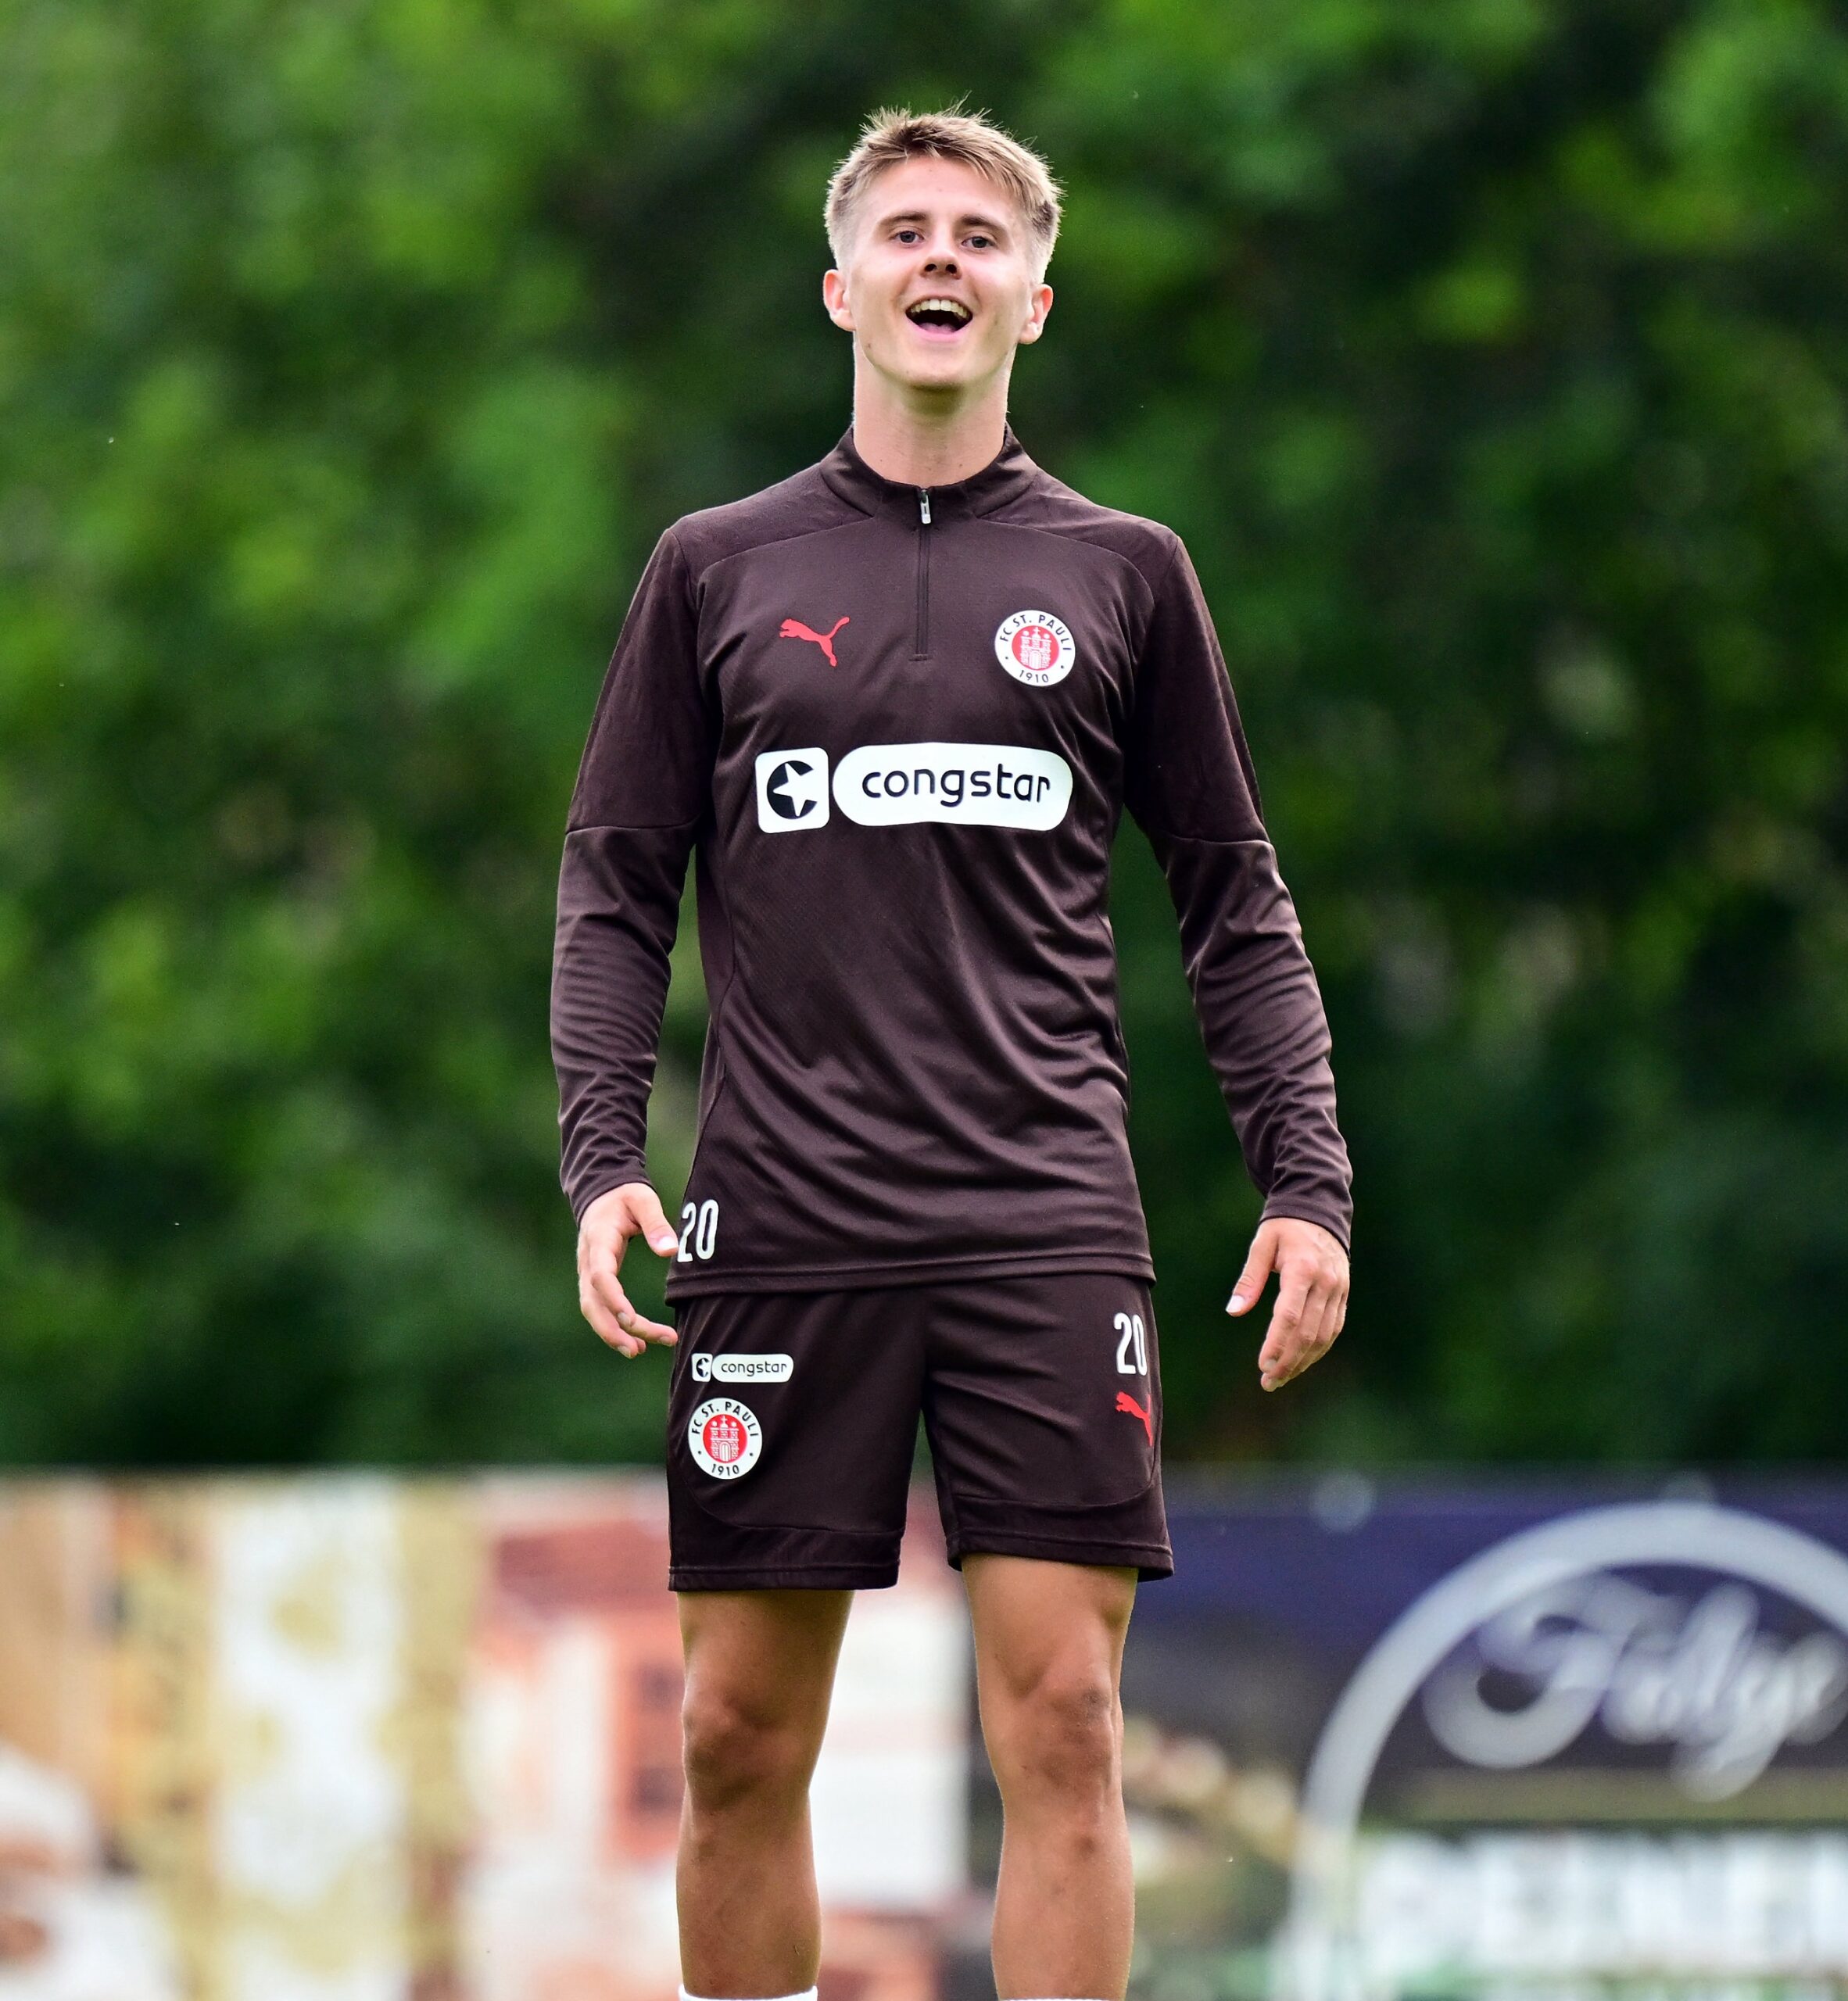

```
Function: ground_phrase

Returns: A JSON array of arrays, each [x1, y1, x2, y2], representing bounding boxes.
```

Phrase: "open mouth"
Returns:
[[905, 296, 972, 336]]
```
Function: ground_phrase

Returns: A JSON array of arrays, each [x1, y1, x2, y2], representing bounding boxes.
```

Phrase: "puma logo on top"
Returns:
[[779, 615, 849, 666]]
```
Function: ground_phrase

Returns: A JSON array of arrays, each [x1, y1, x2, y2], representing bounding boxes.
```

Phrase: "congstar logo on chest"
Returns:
[[754, 749, 831, 830], [754, 743, 1072, 833]]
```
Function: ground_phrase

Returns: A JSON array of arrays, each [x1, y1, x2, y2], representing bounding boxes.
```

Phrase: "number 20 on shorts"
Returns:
[[678, 1199, 718, 1262], [1114, 1309, 1148, 1375]]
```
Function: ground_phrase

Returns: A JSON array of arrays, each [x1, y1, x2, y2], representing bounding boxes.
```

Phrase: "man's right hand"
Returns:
[[577, 1183, 683, 1358]]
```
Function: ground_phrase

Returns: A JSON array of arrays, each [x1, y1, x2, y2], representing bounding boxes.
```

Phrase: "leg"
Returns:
[[666, 1286, 929, 1991], [964, 1554, 1138, 2000], [677, 1588, 854, 1998]]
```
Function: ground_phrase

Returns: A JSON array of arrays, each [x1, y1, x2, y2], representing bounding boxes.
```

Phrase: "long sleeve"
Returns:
[[552, 528, 716, 1223], [1124, 535, 1353, 1252]]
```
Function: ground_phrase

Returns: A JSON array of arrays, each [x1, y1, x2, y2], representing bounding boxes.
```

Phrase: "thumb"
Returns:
[[1227, 1221, 1281, 1316], [629, 1187, 681, 1258]]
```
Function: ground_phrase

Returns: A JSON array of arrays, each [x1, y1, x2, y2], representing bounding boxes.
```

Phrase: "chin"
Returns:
[[905, 363, 977, 391], [905, 345, 990, 386], [877, 357, 974, 396], [868, 329, 986, 389]]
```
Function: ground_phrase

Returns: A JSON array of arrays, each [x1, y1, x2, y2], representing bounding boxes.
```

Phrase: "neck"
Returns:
[[848, 362, 1012, 488]]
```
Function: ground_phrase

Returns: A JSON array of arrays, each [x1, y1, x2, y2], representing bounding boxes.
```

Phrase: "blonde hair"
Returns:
[[824, 106, 1062, 283]]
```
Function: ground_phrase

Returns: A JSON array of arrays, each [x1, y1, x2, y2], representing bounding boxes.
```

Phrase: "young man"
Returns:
[[553, 108, 1351, 2001]]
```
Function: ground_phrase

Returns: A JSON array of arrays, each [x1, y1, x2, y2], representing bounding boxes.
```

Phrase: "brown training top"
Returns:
[[553, 425, 1352, 1299]]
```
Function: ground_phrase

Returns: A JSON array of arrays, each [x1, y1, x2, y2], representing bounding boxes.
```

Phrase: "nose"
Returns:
[[922, 252, 960, 275]]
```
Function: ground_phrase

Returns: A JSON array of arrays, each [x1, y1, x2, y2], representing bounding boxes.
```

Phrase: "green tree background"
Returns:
[[4, 0, 1846, 1468]]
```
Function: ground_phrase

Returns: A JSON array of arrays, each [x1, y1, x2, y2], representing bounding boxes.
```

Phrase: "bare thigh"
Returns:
[[679, 1588, 854, 1792], [964, 1554, 1138, 1787]]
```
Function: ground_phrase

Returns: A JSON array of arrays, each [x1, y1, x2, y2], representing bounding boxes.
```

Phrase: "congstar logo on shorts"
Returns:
[[754, 743, 1072, 832], [690, 1353, 793, 1384]]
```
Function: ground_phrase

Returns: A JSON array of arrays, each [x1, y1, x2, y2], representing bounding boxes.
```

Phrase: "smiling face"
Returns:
[[822, 155, 1053, 403]]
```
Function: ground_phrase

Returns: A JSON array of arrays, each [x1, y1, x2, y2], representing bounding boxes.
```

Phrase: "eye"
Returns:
[[966, 234, 995, 249], [894, 227, 922, 243]]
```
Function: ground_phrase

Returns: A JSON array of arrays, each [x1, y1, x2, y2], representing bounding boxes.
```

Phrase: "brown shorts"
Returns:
[[665, 1273, 1170, 1591]]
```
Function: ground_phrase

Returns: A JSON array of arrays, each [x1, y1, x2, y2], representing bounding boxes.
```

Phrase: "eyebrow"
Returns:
[[878, 208, 1012, 239]]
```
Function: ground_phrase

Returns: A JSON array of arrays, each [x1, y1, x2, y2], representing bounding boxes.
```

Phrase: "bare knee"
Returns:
[[984, 1663, 1122, 1808], [682, 1685, 823, 1817]]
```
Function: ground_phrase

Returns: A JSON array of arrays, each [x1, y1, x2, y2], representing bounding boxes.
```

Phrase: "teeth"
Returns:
[[909, 297, 971, 323]]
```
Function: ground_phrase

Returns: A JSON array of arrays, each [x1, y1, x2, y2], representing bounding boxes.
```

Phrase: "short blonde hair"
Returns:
[[824, 106, 1062, 283]]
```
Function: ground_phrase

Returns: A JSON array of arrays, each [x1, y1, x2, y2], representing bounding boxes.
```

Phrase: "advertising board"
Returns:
[[1116, 1480, 1848, 2001]]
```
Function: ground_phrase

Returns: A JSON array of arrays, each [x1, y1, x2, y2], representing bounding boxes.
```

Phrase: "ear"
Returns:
[[822, 268, 856, 333], [1015, 281, 1054, 346]]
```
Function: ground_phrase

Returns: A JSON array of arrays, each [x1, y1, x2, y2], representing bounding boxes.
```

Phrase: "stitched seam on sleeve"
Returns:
[[1138, 822, 1273, 849], [1141, 830, 1272, 847], [566, 814, 704, 836]]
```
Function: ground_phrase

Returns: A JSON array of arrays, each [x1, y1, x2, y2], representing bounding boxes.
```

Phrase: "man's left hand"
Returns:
[[1227, 1218, 1349, 1392]]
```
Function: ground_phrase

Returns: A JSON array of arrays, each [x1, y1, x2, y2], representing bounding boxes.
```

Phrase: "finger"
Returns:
[[589, 1264, 676, 1347], [1288, 1276, 1345, 1383], [1266, 1285, 1338, 1390], [1258, 1266, 1316, 1387], [625, 1186, 682, 1260], [1227, 1220, 1283, 1316], [580, 1276, 643, 1358]]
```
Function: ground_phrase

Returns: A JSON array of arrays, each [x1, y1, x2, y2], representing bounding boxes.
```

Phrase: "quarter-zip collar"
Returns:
[[819, 422, 1040, 522]]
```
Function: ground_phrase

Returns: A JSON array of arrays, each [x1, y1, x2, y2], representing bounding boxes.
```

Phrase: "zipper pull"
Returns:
[[918, 488, 932, 525]]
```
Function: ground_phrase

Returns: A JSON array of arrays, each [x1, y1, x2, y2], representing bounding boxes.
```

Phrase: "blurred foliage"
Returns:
[[3, 0, 1847, 1468]]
